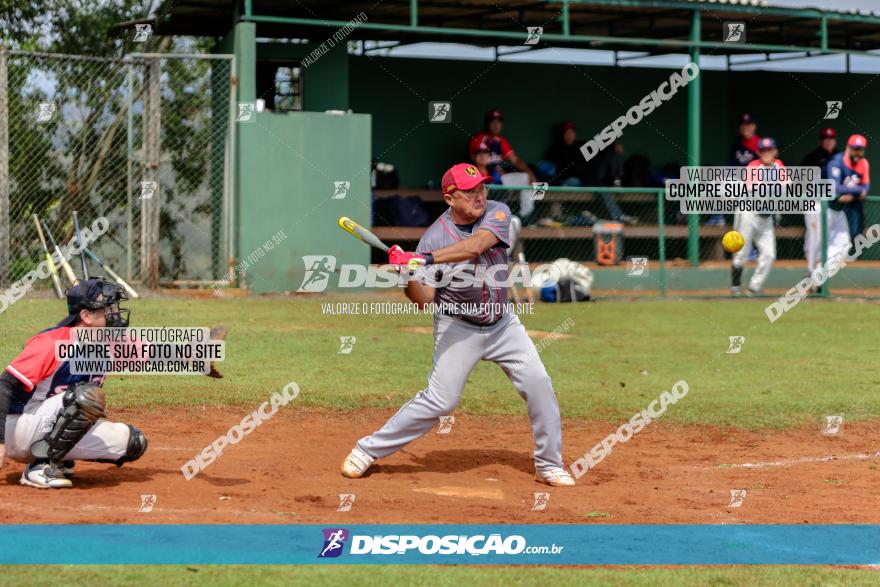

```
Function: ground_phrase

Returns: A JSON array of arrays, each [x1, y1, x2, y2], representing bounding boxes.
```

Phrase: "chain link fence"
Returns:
[[385, 184, 876, 297], [0, 49, 234, 290]]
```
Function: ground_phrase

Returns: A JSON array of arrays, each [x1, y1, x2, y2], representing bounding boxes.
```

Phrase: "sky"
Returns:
[[362, 0, 880, 73]]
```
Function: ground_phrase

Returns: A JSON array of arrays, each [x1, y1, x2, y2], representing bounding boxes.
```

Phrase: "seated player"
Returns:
[[0, 278, 147, 488]]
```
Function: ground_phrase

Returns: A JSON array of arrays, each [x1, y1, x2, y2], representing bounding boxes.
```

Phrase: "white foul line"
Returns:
[[720, 451, 880, 469]]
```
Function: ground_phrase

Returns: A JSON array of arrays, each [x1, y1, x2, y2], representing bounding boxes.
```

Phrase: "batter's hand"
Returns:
[[388, 245, 425, 268]]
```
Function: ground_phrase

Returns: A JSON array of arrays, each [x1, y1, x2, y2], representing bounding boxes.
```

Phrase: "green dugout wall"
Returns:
[[349, 56, 880, 189], [236, 110, 371, 293], [223, 35, 880, 293]]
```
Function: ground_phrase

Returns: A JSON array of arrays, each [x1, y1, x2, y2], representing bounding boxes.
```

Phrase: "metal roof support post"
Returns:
[[562, 0, 570, 36], [820, 15, 828, 52], [687, 9, 701, 267], [410, 0, 418, 27]]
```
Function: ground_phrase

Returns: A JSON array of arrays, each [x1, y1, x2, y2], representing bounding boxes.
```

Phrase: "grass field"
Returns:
[[1, 295, 878, 583], [0, 565, 877, 585], [1, 296, 878, 428]]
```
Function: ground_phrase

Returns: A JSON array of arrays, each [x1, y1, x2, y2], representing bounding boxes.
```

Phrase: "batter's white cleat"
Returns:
[[535, 467, 576, 487], [341, 447, 375, 479], [20, 462, 73, 489]]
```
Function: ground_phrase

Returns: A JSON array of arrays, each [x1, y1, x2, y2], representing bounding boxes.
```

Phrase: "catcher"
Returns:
[[0, 278, 226, 489]]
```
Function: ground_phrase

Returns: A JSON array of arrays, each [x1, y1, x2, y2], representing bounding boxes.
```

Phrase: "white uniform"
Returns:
[[804, 208, 822, 272], [732, 158, 782, 292], [825, 207, 852, 264], [732, 212, 776, 291]]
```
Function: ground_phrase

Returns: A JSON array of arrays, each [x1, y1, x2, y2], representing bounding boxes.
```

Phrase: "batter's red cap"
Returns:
[[848, 134, 868, 148], [442, 163, 491, 194], [819, 127, 837, 139]]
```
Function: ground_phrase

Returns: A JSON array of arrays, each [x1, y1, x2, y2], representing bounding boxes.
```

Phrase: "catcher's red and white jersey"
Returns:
[[5, 326, 103, 414]]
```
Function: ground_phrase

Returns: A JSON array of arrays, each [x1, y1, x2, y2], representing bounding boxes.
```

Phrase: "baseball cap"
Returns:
[[819, 127, 837, 139], [561, 120, 576, 131], [848, 134, 868, 148], [483, 109, 504, 124], [757, 137, 776, 150], [740, 113, 757, 124], [442, 163, 491, 194]]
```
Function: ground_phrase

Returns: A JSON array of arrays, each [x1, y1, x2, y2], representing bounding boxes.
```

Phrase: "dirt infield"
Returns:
[[1, 407, 878, 524]]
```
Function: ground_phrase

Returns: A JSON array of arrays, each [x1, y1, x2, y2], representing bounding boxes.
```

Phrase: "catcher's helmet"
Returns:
[[57, 278, 130, 328]]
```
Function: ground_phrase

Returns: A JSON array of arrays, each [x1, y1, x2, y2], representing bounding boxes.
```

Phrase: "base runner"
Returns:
[[0, 279, 147, 488], [341, 163, 574, 487], [731, 137, 782, 296]]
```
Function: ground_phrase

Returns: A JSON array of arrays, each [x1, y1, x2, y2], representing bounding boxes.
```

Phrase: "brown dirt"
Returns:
[[1, 407, 878, 524]]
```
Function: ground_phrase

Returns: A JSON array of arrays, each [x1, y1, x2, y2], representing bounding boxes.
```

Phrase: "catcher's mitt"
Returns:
[[207, 325, 228, 378]]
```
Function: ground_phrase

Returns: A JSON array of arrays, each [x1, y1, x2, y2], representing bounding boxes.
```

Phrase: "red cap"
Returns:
[[484, 109, 504, 124], [442, 163, 491, 194], [561, 120, 576, 131], [819, 127, 836, 139], [848, 134, 868, 148]]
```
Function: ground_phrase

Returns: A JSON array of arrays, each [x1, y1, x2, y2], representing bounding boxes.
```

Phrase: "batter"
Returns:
[[341, 163, 574, 486]]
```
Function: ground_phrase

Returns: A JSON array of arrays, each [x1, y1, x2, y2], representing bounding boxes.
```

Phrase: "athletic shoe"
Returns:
[[61, 460, 75, 478], [730, 286, 742, 297], [619, 214, 639, 226], [747, 288, 762, 297], [341, 447, 375, 479], [20, 461, 73, 489], [535, 467, 576, 487]]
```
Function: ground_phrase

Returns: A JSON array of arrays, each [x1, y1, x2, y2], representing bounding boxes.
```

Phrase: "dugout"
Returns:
[[151, 0, 880, 294]]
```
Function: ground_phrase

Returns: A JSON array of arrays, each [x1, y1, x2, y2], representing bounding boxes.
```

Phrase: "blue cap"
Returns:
[[757, 137, 776, 150], [741, 113, 757, 124]]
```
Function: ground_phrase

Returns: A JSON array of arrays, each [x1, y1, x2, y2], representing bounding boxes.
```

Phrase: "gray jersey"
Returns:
[[415, 200, 511, 325]]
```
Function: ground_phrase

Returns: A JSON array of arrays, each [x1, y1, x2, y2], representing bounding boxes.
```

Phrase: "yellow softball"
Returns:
[[722, 230, 745, 254]]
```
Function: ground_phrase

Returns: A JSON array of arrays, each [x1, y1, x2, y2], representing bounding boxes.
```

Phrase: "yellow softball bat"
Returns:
[[722, 230, 745, 254], [337, 216, 390, 253]]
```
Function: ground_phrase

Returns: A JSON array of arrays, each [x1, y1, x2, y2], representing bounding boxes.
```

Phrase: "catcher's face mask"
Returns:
[[59, 278, 130, 328], [97, 282, 130, 327]]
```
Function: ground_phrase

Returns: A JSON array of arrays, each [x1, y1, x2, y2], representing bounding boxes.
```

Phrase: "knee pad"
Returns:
[[31, 381, 106, 463], [117, 424, 148, 466]]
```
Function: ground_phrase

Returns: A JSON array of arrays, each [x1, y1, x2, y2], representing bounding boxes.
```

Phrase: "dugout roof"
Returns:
[[149, 0, 880, 56]]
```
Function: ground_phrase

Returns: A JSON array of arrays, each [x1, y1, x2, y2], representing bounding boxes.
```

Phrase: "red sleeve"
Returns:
[[6, 330, 64, 391], [468, 133, 486, 157], [499, 136, 514, 158], [859, 159, 870, 185]]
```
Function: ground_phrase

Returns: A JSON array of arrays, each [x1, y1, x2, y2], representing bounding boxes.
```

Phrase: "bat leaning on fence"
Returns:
[[83, 248, 140, 300], [32, 215, 64, 298], [41, 221, 79, 286]]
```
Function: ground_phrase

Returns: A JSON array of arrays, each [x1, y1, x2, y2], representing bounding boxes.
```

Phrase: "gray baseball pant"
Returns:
[[357, 312, 564, 471]]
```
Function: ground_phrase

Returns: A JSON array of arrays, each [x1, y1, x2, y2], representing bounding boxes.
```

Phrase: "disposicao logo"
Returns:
[[319, 528, 349, 558]]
